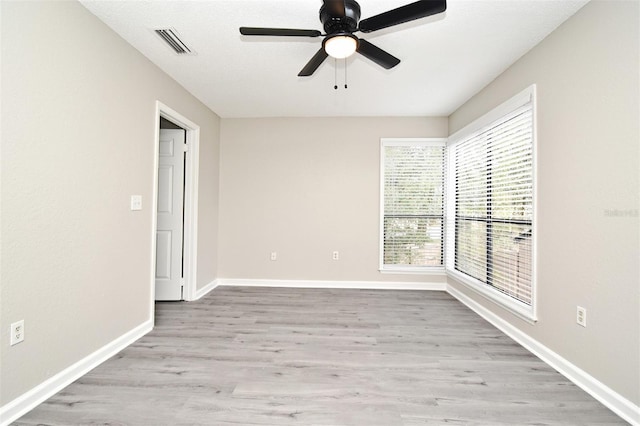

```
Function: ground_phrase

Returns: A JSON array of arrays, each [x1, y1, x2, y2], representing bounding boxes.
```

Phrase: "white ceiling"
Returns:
[[79, 0, 588, 118]]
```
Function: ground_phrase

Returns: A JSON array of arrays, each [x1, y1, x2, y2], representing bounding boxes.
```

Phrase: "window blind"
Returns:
[[449, 99, 534, 308], [381, 140, 445, 269]]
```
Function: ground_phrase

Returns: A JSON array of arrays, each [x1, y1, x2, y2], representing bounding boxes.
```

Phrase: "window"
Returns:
[[446, 86, 536, 319], [380, 139, 446, 272]]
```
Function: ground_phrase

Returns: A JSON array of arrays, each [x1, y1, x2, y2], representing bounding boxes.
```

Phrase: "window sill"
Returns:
[[447, 269, 537, 324], [380, 266, 446, 275]]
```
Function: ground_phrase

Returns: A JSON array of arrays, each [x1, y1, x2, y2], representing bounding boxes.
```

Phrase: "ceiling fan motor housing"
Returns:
[[320, 0, 361, 34]]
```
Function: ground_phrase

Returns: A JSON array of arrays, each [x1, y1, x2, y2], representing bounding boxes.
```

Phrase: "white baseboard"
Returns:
[[447, 285, 640, 426], [193, 279, 220, 300], [0, 320, 153, 426], [218, 278, 447, 291]]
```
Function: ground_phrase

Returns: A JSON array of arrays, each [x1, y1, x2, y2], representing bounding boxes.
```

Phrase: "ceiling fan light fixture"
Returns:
[[324, 35, 358, 59]]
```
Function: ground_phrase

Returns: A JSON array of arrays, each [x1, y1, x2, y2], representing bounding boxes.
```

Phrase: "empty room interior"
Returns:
[[1, 0, 638, 425]]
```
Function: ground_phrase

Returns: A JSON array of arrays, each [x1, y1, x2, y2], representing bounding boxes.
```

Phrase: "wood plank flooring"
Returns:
[[13, 286, 626, 425]]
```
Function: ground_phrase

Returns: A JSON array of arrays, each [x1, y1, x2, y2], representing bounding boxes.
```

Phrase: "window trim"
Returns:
[[446, 85, 538, 322], [379, 138, 447, 274]]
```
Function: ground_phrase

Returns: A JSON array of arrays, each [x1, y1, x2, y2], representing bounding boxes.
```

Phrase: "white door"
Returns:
[[155, 128, 186, 300]]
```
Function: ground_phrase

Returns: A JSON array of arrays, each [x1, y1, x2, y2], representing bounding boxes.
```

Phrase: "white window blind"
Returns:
[[381, 139, 445, 270], [447, 87, 535, 317]]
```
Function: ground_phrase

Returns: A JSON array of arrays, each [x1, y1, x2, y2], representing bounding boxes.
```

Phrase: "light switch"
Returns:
[[130, 195, 142, 211]]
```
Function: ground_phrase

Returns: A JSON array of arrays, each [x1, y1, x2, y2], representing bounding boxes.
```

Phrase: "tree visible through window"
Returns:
[[381, 139, 445, 269]]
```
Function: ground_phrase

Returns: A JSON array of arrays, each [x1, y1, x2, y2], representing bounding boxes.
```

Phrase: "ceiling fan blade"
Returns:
[[298, 48, 329, 77], [358, 0, 447, 33], [356, 39, 400, 69], [240, 27, 322, 37], [322, 0, 346, 17]]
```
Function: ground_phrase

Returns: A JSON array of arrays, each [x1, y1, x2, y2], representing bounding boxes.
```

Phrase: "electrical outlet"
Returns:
[[332, 251, 339, 261], [576, 306, 587, 327], [130, 195, 142, 211], [270, 252, 277, 261], [10, 320, 25, 346]]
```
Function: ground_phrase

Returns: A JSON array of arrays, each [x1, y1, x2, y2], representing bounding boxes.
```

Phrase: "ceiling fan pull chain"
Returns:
[[344, 58, 348, 89], [334, 58, 338, 90]]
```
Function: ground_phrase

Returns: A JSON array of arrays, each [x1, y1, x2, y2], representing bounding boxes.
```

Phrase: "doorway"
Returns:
[[152, 101, 200, 304]]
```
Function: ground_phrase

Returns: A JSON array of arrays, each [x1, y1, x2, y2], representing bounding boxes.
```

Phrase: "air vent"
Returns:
[[154, 28, 195, 55]]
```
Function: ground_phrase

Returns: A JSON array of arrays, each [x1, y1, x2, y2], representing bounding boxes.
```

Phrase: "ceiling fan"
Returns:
[[239, 0, 447, 77]]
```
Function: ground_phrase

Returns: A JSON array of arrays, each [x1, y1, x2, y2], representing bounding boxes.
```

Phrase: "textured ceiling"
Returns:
[[79, 0, 589, 118]]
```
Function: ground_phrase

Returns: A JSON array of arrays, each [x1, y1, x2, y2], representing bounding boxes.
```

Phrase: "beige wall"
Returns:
[[0, 0, 220, 406], [2, 0, 637, 416], [219, 117, 447, 283], [448, 0, 639, 405]]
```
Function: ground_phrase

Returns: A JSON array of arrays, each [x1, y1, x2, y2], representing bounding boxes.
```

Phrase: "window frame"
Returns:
[[446, 85, 538, 322], [379, 138, 447, 275]]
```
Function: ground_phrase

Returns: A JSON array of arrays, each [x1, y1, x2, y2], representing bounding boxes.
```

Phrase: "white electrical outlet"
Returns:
[[270, 252, 277, 261], [332, 251, 339, 261], [576, 306, 587, 327], [130, 195, 142, 211], [10, 320, 25, 346]]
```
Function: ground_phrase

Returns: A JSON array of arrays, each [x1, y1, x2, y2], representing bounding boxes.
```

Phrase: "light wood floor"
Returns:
[[14, 286, 625, 425]]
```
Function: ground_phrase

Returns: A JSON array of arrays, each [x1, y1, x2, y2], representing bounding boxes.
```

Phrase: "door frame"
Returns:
[[151, 101, 200, 310]]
